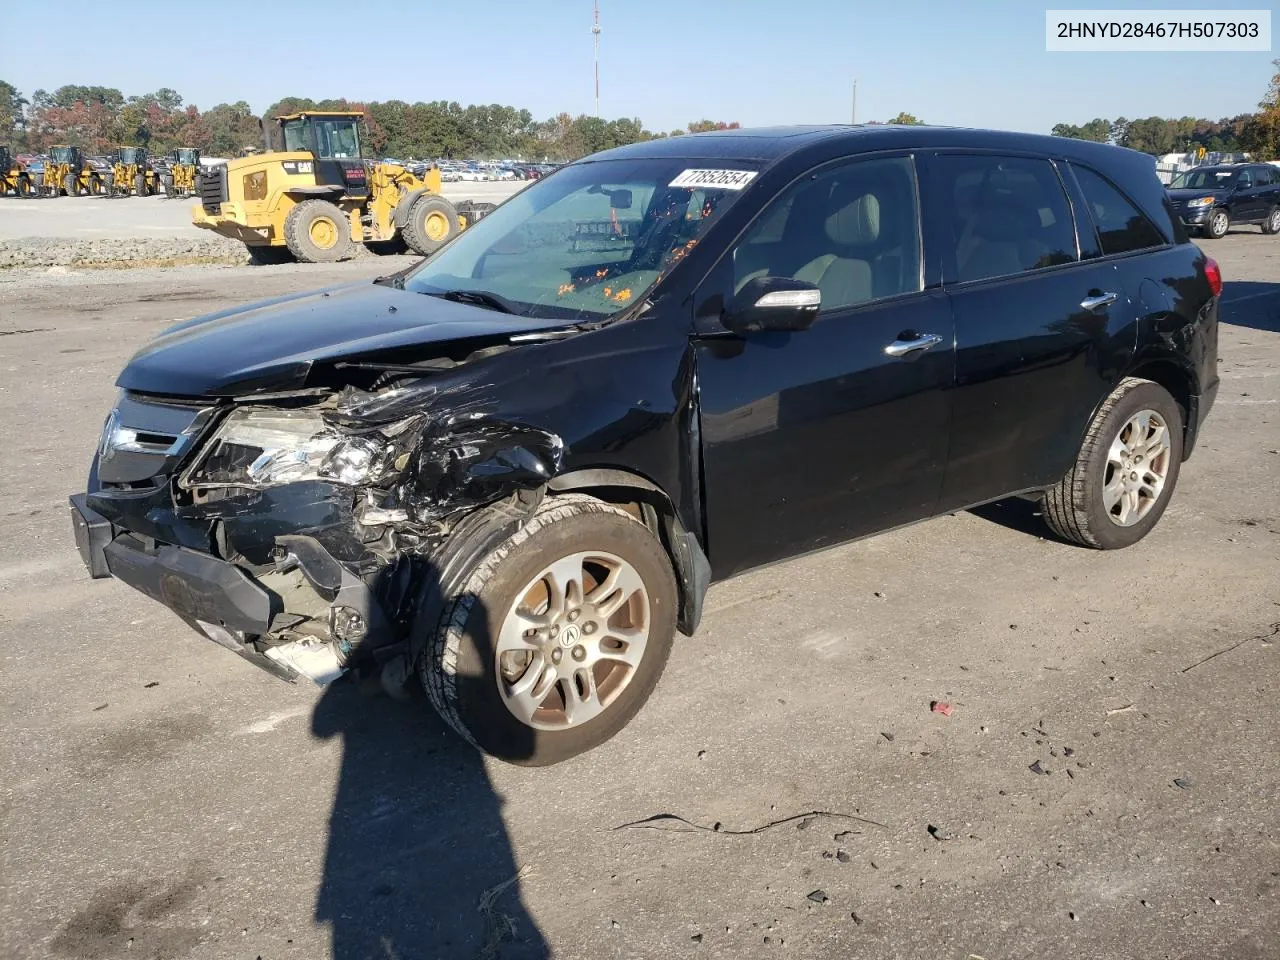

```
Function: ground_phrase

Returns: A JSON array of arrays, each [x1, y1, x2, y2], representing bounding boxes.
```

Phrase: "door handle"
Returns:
[[883, 333, 944, 358], [1080, 291, 1119, 312]]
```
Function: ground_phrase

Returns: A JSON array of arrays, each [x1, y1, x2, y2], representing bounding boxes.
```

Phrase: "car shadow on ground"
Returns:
[[1219, 280, 1280, 333], [966, 495, 1068, 542], [310, 587, 547, 960]]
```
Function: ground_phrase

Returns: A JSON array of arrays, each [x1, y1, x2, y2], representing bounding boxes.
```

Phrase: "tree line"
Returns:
[[1051, 59, 1280, 159], [0, 81, 746, 161]]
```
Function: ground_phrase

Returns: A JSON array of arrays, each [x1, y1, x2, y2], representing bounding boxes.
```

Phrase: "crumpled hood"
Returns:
[[117, 280, 570, 397], [1166, 187, 1226, 203]]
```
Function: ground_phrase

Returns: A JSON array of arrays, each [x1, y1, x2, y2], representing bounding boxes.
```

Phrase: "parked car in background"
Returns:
[[1167, 163, 1280, 238], [71, 126, 1220, 765]]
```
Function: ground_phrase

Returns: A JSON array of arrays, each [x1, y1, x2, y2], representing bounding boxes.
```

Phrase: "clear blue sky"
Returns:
[[0, 0, 1272, 132]]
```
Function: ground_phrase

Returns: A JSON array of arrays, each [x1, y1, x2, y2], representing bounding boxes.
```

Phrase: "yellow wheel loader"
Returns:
[[192, 111, 491, 264], [42, 145, 84, 196], [0, 146, 35, 197], [162, 147, 199, 198], [109, 146, 154, 197]]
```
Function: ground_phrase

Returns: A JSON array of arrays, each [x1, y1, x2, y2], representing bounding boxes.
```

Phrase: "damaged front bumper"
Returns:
[[72, 383, 566, 687], [70, 491, 396, 685]]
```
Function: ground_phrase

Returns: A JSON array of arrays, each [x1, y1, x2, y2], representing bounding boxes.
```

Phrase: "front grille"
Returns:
[[198, 166, 228, 214], [97, 393, 219, 487]]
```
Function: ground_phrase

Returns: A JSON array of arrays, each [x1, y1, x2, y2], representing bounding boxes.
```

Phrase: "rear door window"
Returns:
[[1071, 165, 1166, 256], [932, 155, 1077, 284]]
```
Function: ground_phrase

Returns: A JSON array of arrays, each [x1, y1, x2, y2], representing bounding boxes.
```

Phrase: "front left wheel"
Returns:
[[284, 199, 354, 263], [1203, 208, 1230, 239], [402, 195, 460, 256], [418, 494, 678, 766]]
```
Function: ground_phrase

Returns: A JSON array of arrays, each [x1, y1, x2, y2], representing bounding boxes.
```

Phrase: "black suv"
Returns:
[[71, 126, 1220, 765], [1167, 162, 1280, 239]]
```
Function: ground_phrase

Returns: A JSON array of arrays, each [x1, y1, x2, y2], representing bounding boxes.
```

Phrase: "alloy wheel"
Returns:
[[495, 551, 650, 729], [1103, 409, 1172, 526]]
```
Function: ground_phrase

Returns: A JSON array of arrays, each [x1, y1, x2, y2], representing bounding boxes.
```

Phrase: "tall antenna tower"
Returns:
[[592, 1, 602, 118]]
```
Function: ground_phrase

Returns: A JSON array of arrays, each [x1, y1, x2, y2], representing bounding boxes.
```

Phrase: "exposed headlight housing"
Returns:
[[180, 407, 391, 490], [1186, 196, 1215, 207]]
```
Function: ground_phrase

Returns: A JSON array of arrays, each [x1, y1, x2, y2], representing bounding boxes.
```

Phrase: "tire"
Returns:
[[246, 244, 296, 265], [1043, 378, 1184, 550], [1204, 207, 1229, 239], [161, 175, 174, 197], [283, 199, 354, 263], [64, 173, 77, 197], [418, 493, 678, 765], [1262, 206, 1280, 235], [401, 194, 460, 256], [16, 176, 31, 197], [134, 173, 146, 197]]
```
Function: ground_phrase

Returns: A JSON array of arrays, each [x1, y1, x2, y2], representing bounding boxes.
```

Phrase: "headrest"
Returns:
[[970, 198, 1037, 242], [825, 188, 880, 245]]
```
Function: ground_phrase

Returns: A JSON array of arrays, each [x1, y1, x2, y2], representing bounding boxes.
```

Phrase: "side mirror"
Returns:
[[722, 277, 821, 333]]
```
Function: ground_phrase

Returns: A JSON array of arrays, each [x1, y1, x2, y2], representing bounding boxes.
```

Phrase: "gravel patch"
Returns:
[[0, 235, 250, 269], [0, 235, 404, 270]]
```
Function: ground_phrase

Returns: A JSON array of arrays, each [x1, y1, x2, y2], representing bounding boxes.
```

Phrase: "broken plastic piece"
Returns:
[[930, 700, 953, 716], [263, 638, 346, 685]]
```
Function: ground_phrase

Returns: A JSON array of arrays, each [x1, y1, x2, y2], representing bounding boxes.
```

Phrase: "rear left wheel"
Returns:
[[1262, 206, 1280, 235], [418, 494, 677, 765], [1043, 377, 1183, 550]]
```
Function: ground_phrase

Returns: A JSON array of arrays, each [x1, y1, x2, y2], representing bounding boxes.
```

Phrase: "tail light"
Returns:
[[1204, 257, 1222, 298]]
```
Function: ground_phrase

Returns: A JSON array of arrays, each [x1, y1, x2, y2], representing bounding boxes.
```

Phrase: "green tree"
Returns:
[[887, 112, 922, 125], [202, 101, 263, 156], [49, 85, 124, 110], [0, 80, 27, 143]]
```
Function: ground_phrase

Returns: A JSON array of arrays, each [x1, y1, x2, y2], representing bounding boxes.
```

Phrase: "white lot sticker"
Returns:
[[669, 168, 758, 190]]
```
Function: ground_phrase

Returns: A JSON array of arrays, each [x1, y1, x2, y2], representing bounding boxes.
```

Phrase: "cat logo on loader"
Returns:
[[191, 111, 492, 264]]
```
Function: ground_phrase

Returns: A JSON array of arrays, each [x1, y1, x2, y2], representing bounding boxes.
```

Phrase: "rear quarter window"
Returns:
[[1072, 165, 1167, 256]]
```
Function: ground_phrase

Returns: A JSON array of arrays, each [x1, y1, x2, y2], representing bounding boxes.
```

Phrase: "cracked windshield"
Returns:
[[404, 159, 761, 320]]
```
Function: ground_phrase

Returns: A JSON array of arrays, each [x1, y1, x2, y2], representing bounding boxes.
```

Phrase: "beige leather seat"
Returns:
[[955, 198, 1050, 282], [734, 181, 878, 308], [792, 186, 877, 308]]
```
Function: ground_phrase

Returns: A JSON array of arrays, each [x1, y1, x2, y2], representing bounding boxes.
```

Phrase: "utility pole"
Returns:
[[593, 1, 602, 119], [851, 79, 857, 125]]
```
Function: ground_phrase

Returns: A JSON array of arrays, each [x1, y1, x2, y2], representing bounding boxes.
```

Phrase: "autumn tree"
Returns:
[[887, 112, 922, 125], [1240, 58, 1280, 160], [686, 119, 741, 133]]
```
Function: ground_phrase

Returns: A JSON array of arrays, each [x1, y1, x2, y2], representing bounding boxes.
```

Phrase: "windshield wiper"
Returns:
[[430, 289, 518, 315]]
